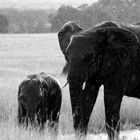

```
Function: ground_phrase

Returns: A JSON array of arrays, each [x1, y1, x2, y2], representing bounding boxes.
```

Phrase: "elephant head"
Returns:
[[63, 27, 139, 132], [66, 27, 139, 85], [18, 76, 48, 124]]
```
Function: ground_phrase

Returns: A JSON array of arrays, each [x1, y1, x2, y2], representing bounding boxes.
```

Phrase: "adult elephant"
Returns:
[[58, 22, 140, 140]]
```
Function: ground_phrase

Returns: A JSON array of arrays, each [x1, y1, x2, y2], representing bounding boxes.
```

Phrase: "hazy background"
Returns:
[[0, 0, 97, 9], [0, 0, 140, 33]]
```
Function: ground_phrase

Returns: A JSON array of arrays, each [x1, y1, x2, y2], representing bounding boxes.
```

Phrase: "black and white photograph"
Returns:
[[0, 0, 140, 139]]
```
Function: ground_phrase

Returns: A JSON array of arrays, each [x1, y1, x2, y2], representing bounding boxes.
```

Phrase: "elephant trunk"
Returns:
[[25, 106, 39, 124], [69, 82, 84, 132], [68, 64, 88, 133], [27, 111, 35, 122]]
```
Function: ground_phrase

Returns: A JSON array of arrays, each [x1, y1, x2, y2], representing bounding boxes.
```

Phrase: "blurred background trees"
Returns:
[[0, 0, 140, 33], [0, 14, 9, 33]]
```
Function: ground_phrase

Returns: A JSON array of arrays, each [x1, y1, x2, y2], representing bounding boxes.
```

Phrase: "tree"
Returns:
[[92, 8, 112, 25], [51, 5, 80, 32], [0, 14, 9, 33]]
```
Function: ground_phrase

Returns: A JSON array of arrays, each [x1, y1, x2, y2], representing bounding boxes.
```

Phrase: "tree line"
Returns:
[[0, 8, 55, 33], [1, 0, 140, 33]]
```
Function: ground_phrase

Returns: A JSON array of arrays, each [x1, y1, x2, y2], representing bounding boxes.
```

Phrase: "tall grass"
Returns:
[[0, 34, 139, 139]]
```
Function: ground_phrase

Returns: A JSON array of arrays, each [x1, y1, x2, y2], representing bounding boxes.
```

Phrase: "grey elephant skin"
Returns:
[[58, 21, 140, 140], [18, 72, 62, 130]]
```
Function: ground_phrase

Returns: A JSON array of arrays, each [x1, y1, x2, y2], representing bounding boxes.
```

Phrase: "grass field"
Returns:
[[0, 33, 140, 139]]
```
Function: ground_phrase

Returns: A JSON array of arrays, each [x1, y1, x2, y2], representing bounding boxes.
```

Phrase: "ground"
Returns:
[[0, 33, 139, 139]]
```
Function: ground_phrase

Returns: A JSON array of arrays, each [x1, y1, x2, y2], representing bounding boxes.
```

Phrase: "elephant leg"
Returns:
[[18, 107, 23, 124], [81, 80, 100, 134], [18, 105, 26, 125], [50, 111, 60, 129], [104, 92, 123, 140]]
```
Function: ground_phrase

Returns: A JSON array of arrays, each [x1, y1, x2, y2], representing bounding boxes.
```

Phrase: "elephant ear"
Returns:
[[18, 84, 21, 97], [58, 21, 82, 55], [58, 21, 82, 75], [94, 21, 118, 29], [96, 27, 139, 76]]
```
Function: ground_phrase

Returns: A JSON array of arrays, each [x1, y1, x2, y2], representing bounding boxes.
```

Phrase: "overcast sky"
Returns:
[[0, 0, 98, 9]]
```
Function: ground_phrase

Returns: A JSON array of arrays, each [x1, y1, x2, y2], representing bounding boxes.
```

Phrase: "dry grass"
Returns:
[[0, 33, 139, 139]]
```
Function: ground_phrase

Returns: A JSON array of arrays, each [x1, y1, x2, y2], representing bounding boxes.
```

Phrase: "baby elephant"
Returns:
[[18, 72, 62, 130]]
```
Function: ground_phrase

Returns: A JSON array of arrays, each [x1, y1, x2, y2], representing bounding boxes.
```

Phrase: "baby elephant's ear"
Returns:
[[18, 85, 21, 96], [58, 21, 82, 55]]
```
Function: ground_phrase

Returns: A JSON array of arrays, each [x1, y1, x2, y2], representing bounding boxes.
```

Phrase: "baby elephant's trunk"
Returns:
[[26, 110, 36, 124]]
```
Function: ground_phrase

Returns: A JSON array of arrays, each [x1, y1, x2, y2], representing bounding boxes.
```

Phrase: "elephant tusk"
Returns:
[[63, 81, 69, 88], [82, 82, 86, 90]]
